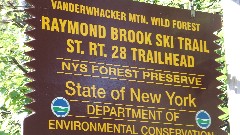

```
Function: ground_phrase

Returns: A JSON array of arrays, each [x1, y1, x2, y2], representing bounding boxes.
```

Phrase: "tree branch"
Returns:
[[10, 57, 28, 74], [0, 110, 11, 115]]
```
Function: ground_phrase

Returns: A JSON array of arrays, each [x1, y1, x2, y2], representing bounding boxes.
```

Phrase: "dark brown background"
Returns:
[[24, 0, 225, 134]]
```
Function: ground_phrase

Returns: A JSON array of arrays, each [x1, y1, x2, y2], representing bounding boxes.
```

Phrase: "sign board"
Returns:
[[24, 0, 225, 134]]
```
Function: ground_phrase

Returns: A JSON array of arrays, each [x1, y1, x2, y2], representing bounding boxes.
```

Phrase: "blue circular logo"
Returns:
[[51, 97, 70, 117], [195, 110, 211, 129]]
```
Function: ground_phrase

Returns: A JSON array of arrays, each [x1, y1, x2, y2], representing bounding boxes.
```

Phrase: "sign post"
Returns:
[[223, 0, 240, 134], [24, 0, 225, 134]]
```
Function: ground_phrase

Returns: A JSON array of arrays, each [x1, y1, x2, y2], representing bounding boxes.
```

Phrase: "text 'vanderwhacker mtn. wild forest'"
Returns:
[[24, 0, 225, 134]]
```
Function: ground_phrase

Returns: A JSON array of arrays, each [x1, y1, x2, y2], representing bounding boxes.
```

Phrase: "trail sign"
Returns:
[[24, 0, 225, 134]]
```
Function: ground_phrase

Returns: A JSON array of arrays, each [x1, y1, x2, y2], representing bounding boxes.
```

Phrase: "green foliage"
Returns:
[[134, 0, 222, 13], [215, 31, 229, 133], [0, 0, 31, 134]]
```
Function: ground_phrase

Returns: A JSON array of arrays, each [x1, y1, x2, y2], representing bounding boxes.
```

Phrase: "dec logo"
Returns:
[[51, 97, 70, 117], [195, 110, 211, 129]]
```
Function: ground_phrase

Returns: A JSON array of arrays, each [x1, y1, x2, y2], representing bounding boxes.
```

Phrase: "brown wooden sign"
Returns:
[[24, 0, 225, 134]]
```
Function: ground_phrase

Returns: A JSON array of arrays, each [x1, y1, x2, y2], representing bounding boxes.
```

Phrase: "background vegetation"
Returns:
[[0, 0, 31, 134], [0, 0, 228, 134]]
